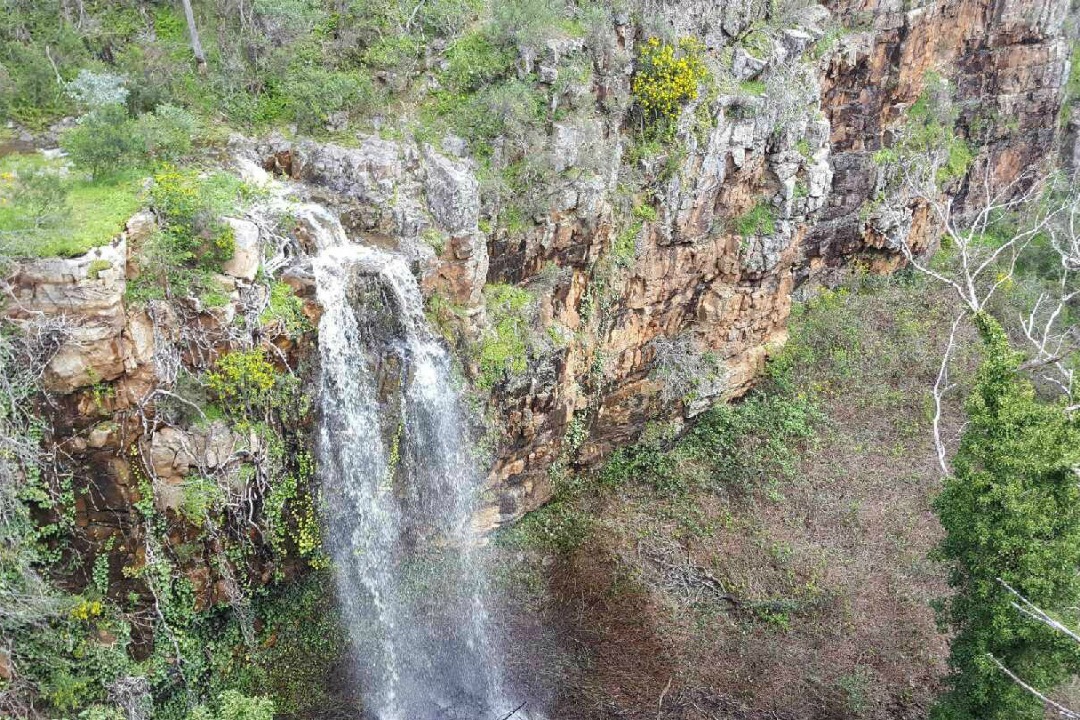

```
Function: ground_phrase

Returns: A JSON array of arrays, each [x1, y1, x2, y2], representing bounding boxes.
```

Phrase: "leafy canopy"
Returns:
[[932, 314, 1080, 720]]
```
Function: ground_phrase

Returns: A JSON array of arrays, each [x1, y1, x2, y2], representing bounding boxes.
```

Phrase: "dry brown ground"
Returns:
[[490, 275, 981, 720]]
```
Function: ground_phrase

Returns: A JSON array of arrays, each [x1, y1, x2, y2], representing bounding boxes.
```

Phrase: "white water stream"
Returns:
[[311, 218, 515, 720]]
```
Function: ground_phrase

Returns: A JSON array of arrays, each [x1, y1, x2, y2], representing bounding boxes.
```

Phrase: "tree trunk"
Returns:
[[179, 0, 207, 74]]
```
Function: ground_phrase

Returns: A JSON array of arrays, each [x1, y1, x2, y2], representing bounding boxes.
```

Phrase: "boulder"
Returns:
[[222, 217, 260, 281]]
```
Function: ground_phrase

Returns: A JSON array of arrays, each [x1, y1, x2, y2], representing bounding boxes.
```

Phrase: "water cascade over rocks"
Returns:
[[311, 215, 515, 719]]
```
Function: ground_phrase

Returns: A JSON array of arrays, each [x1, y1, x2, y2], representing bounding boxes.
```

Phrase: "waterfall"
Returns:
[[312, 221, 513, 720]]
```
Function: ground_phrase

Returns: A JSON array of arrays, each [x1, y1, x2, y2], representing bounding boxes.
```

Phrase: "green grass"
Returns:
[[733, 200, 776, 237], [0, 155, 144, 258], [57, 176, 144, 256], [738, 80, 767, 97]]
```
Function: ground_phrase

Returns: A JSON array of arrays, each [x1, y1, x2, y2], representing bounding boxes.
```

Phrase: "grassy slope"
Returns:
[[492, 272, 981, 720], [0, 154, 143, 257]]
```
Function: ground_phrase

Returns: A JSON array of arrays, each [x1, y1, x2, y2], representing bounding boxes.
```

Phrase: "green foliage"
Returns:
[[187, 691, 275, 720], [0, 160, 70, 230], [739, 28, 772, 60], [503, 496, 594, 552], [130, 169, 253, 301], [686, 391, 822, 491], [186, 572, 346, 717], [180, 475, 225, 525], [264, 450, 325, 566], [733, 200, 776, 237], [0, 154, 142, 257], [436, 80, 546, 159], [491, 0, 565, 47], [135, 104, 199, 163], [476, 283, 534, 389], [632, 36, 710, 136], [206, 349, 279, 418], [259, 281, 310, 338], [62, 104, 139, 181], [932, 315, 1080, 720], [612, 220, 643, 267], [0, 43, 72, 126], [442, 29, 516, 91], [873, 74, 973, 188], [738, 79, 767, 97], [598, 335, 821, 498], [280, 66, 377, 133]]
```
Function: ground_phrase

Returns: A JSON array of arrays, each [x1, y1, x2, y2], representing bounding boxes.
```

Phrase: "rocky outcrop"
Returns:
[[6, 0, 1073, 597], [475, 0, 1073, 527], [210, 0, 1073, 533], [810, 0, 1071, 273], [6, 219, 151, 395]]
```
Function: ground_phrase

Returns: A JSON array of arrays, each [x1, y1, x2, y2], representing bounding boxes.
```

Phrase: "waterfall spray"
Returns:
[[312, 225, 514, 719]]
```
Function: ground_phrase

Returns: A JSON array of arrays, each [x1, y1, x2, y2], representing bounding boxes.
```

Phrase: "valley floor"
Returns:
[[492, 272, 979, 719]]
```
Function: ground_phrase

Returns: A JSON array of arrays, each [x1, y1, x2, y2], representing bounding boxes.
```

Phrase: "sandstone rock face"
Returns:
[[222, 217, 261, 282], [472, 0, 1072, 529], [8, 0, 1073, 562], [7, 235, 133, 393], [263, 136, 490, 307], [811, 0, 1070, 268]]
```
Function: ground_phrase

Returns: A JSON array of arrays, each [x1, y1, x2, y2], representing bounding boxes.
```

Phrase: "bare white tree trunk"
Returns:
[[179, 0, 207, 73]]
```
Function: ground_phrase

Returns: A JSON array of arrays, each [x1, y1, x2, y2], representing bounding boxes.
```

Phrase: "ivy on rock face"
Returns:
[[933, 314, 1080, 720]]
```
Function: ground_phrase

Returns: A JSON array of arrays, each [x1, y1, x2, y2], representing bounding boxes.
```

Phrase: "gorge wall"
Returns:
[[6, 0, 1072, 614]]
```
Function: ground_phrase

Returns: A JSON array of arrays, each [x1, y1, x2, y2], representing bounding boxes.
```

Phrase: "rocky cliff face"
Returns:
[[473, 0, 1074, 528], [7, 0, 1072, 606]]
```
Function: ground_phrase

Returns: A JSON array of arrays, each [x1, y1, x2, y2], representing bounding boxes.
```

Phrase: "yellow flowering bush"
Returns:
[[632, 36, 710, 131], [69, 597, 103, 621]]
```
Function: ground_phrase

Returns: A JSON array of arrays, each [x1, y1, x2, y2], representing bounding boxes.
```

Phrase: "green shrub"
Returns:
[[932, 316, 1080, 720], [1, 162, 70, 231], [1, 44, 72, 126], [135, 104, 198, 163], [128, 169, 255, 301], [873, 74, 973, 189], [151, 169, 244, 265], [62, 105, 138, 180], [612, 221, 643, 267], [733, 200, 776, 237], [259, 281, 309, 337], [476, 284, 534, 388], [412, 0, 484, 36], [443, 30, 516, 91], [188, 691, 275, 720], [492, 0, 564, 47], [206, 349, 278, 416], [180, 475, 224, 525], [281, 67, 375, 132], [66, 69, 129, 110], [451, 80, 546, 156], [738, 79, 767, 97], [632, 36, 710, 135]]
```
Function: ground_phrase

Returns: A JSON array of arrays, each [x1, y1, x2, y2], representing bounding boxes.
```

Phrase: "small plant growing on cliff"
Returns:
[[206, 349, 278, 420], [632, 36, 710, 137], [476, 284, 534, 389], [873, 74, 973, 192], [259, 281, 310, 338], [733, 200, 777, 237]]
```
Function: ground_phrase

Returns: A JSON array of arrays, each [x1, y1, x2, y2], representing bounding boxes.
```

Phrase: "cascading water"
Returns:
[[312, 216, 515, 720]]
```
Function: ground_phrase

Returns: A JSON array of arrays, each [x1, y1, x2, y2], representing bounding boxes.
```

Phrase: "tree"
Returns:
[[180, 0, 207, 73], [932, 314, 1080, 720], [60, 104, 137, 180]]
